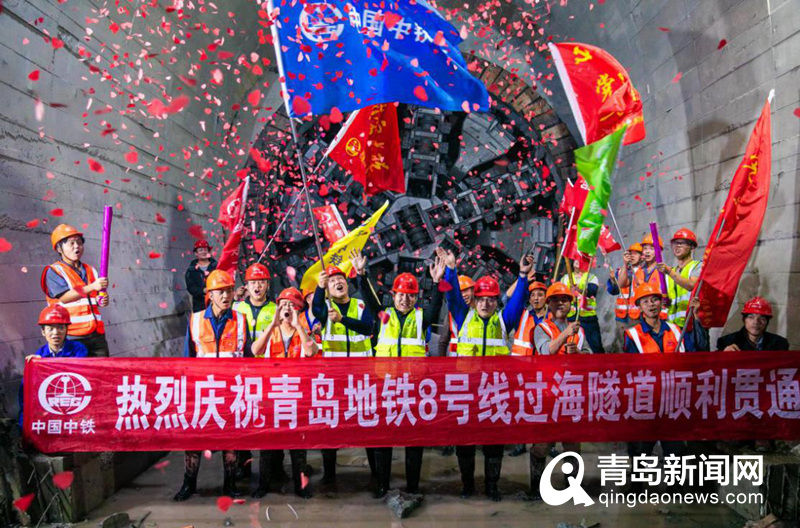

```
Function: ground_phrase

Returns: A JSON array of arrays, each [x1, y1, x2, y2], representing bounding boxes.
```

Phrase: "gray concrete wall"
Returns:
[[0, 0, 265, 417]]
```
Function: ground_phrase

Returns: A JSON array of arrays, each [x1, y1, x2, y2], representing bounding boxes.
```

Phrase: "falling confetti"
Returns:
[[52, 471, 74, 490], [13, 493, 35, 512], [0, 238, 12, 253]]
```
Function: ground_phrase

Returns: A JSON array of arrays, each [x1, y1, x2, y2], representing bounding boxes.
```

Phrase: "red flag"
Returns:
[[549, 42, 645, 145], [561, 208, 592, 272], [694, 95, 772, 328], [217, 177, 249, 273], [558, 175, 590, 215], [313, 205, 347, 244], [598, 225, 622, 254], [327, 104, 405, 196]]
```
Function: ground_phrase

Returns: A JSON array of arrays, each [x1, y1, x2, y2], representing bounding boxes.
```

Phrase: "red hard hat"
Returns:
[[206, 269, 235, 291], [641, 233, 664, 249], [245, 263, 270, 281], [671, 228, 698, 246], [325, 266, 345, 278], [528, 281, 547, 292], [545, 282, 574, 301], [474, 276, 500, 297], [193, 239, 211, 250], [38, 304, 71, 325], [51, 224, 83, 250], [742, 296, 773, 317], [458, 275, 475, 291], [277, 287, 306, 311], [633, 284, 663, 305], [392, 273, 419, 294]]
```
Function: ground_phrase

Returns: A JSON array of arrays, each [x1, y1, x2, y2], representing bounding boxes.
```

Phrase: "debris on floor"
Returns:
[[385, 489, 424, 518]]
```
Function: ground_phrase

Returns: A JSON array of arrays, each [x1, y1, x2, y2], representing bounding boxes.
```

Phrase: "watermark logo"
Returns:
[[38, 372, 92, 415], [540, 451, 595, 507]]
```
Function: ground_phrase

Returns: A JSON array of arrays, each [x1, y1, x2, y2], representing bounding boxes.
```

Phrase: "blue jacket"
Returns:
[[444, 266, 528, 332]]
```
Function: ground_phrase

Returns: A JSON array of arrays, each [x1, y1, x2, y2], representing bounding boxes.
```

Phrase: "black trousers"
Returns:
[[258, 449, 307, 491], [184, 450, 237, 478], [456, 444, 503, 485], [374, 446, 424, 492], [72, 332, 109, 357]]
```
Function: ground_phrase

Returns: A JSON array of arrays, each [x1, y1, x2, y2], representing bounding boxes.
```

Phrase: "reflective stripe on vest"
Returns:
[[233, 301, 276, 340], [190, 311, 246, 357], [45, 262, 104, 336], [264, 318, 309, 359], [666, 260, 699, 327], [511, 311, 537, 356], [375, 308, 426, 357], [455, 309, 509, 357], [560, 273, 597, 318], [614, 286, 640, 320], [633, 266, 669, 321], [447, 313, 459, 357], [537, 319, 586, 355], [322, 299, 372, 357], [625, 322, 684, 354]]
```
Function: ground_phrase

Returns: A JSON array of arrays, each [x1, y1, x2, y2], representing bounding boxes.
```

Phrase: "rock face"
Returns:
[[385, 489, 424, 518]]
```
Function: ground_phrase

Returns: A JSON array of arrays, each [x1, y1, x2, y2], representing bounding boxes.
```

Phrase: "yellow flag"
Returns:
[[299, 200, 389, 292]]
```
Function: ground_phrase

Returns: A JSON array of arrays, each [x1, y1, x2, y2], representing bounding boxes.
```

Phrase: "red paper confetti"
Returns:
[[87, 158, 105, 173], [50, 208, 63, 217], [216, 496, 233, 512], [125, 150, 139, 164], [291, 96, 311, 115], [413, 86, 428, 102], [28, 70, 40, 81], [717, 39, 727, 49], [671, 72, 682, 83], [329, 107, 343, 124], [0, 237, 12, 253], [52, 471, 74, 490], [438, 280, 453, 292], [148, 251, 161, 259], [13, 493, 35, 512], [247, 89, 261, 106], [793, 108, 800, 118], [155, 213, 166, 223], [300, 472, 309, 489], [252, 239, 265, 254], [26, 219, 39, 228], [378, 311, 390, 324], [154, 460, 170, 471]]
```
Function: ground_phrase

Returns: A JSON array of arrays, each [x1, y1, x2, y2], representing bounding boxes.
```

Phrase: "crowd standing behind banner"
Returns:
[[21, 223, 791, 503]]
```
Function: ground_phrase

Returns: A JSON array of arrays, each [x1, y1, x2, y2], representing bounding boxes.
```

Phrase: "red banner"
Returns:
[[23, 352, 800, 453]]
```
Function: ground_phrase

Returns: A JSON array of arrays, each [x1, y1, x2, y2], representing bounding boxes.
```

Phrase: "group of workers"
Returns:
[[25, 222, 790, 504]]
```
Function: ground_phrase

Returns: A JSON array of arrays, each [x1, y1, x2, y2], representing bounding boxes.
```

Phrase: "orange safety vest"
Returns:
[[614, 286, 641, 320], [511, 311, 541, 356], [447, 313, 459, 357], [633, 266, 669, 320], [625, 322, 684, 354], [263, 318, 311, 359], [536, 319, 586, 355], [189, 310, 247, 358], [42, 261, 104, 336]]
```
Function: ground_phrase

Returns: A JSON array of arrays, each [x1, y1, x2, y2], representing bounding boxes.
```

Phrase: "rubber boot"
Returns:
[[404, 447, 423, 494], [173, 474, 197, 502], [373, 447, 392, 498], [223, 465, 242, 498], [484, 456, 502, 502], [271, 449, 289, 483], [252, 450, 272, 498], [456, 449, 475, 498], [320, 449, 337, 490], [291, 450, 312, 499], [529, 455, 546, 501]]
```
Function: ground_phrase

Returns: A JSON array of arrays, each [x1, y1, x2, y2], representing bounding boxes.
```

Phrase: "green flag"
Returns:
[[575, 127, 626, 255]]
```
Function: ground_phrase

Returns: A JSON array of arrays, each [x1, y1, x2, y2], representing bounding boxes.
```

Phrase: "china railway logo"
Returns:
[[300, 3, 345, 43], [37, 372, 93, 415]]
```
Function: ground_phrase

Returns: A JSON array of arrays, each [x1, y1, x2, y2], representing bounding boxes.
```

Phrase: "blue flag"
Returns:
[[270, 0, 490, 117]]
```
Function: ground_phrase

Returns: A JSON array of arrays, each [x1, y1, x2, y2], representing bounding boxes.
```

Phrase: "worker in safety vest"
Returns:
[[559, 263, 603, 353], [528, 282, 589, 500], [176, 269, 253, 501], [658, 228, 702, 328], [607, 243, 643, 349], [618, 234, 669, 321], [438, 275, 475, 356], [233, 263, 276, 341], [510, 281, 548, 356], [250, 287, 316, 499], [354, 251, 446, 498], [442, 248, 532, 501], [717, 297, 789, 351], [41, 224, 109, 357], [311, 265, 375, 489], [18, 305, 89, 428]]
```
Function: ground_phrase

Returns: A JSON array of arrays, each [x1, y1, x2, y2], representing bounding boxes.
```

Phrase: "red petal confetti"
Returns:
[[413, 86, 428, 102], [155, 213, 166, 223], [188, 224, 205, 239], [50, 208, 63, 217], [125, 149, 139, 164], [154, 460, 170, 471], [87, 158, 105, 173], [233, 498, 246, 505], [247, 89, 261, 106], [0, 237, 12, 253], [13, 493, 35, 512], [50, 37, 64, 49], [291, 95, 311, 115], [671, 72, 682, 83], [793, 108, 800, 118], [438, 280, 453, 292], [329, 107, 343, 124], [165, 95, 189, 114], [384, 11, 402, 29], [26, 219, 39, 228], [658, 27, 670, 32], [300, 472, 309, 489], [28, 70, 40, 81], [52, 471, 74, 490], [378, 311, 390, 324], [252, 239, 265, 254], [216, 496, 233, 512], [148, 251, 161, 259], [717, 39, 727, 49]]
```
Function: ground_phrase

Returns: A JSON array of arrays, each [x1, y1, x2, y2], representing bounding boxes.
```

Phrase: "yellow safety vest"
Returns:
[[666, 260, 699, 327], [455, 309, 509, 357], [560, 273, 597, 318], [322, 299, 373, 357], [375, 308, 426, 357], [233, 300, 276, 340]]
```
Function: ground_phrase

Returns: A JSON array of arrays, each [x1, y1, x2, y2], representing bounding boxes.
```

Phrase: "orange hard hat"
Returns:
[[641, 233, 663, 249], [245, 263, 270, 281], [458, 275, 475, 291], [545, 282, 574, 301], [206, 269, 235, 291], [671, 228, 698, 246], [628, 243, 643, 253], [38, 304, 71, 325], [742, 296, 773, 317], [51, 224, 83, 250], [474, 276, 500, 297], [392, 273, 419, 294], [277, 287, 306, 311], [528, 281, 547, 292], [326, 266, 345, 278], [302, 288, 315, 299], [633, 284, 663, 305]]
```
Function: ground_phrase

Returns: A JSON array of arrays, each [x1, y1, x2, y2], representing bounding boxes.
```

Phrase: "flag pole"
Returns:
[[289, 118, 327, 264], [607, 204, 627, 251], [255, 192, 303, 264], [553, 207, 576, 282]]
